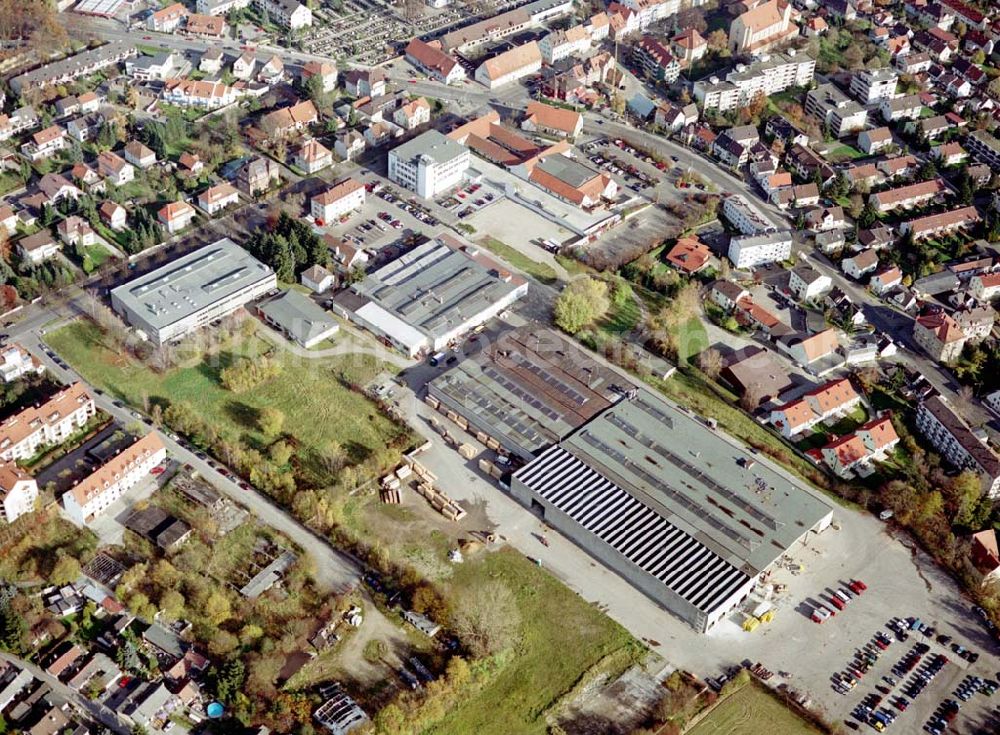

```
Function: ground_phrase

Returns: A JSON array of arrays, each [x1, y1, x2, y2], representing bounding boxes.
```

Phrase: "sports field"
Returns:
[[688, 683, 823, 735]]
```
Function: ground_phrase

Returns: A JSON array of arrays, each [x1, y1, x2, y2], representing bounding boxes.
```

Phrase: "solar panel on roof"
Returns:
[[515, 446, 750, 614], [510, 353, 589, 405]]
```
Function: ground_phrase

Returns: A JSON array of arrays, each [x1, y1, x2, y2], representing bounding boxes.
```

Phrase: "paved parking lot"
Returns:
[[437, 179, 504, 220], [464, 197, 574, 253], [319, 185, 441, 258]]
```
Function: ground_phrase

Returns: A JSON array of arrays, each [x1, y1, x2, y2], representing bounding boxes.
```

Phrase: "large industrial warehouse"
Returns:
[[110, 238, 276, 345], [331, 234, 528, 357], [511, 387, 834, 633], [426, 327, 632, 460]]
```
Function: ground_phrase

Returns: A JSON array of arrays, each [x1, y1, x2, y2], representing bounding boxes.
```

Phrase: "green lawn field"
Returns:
[[688, 684, 823, 735], [46, 320, 412, 478], [428, 548, 643, 735]]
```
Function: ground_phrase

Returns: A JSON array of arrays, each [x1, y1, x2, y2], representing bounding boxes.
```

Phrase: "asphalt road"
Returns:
[[0, 651, 130, 734], [4, 297, 362, 594]]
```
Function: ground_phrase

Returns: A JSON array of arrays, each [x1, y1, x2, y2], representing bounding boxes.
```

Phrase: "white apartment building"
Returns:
[[916, 395, 1000, 498], [728, 230, 793, 269], [879, 94, 923, 122], [253, 0, 312, 29], [694, 51, 815, 113], [0, 383, 95, 462], [147, 3, 188, 32], [805, 83, 868, 137], [162, 79, 239, 109], [849, 67, 898, 104], [311, 179, 366, 222], [0, 345, 44, 383], [197, 0, 250, 15], [538, 25, 591, 64], [722, 195, 775, 236], [971, 273, 1000, 303], [62, 433, 167, 525], [388, 130, 470, 199], [0, 464, 38, 524]]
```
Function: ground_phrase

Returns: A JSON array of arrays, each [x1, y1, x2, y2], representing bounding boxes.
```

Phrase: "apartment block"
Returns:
[[62, 433, 167, 524], [694, 52, 814, 113], [728, 231, 792, 269], [916, 395, 1000, 498], [722, 195, 775, 237], [0, 383, 95, 462], [805, 83, 867, 137], [849, 67, 898, 104]]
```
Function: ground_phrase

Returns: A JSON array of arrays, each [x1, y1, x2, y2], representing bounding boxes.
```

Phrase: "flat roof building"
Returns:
[[331, 234, 528, 357], [257, 289, 339, 348], [388, 130, 470, 199], [512, 387, 833, 632], [427, 327, 633, 460], [110, 238, 276, 345]]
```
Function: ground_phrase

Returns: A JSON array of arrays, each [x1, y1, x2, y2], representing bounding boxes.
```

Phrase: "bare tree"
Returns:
[[740, 382, 764, 412], [698, 348, 723, 380], [451, 582, 522, 658]]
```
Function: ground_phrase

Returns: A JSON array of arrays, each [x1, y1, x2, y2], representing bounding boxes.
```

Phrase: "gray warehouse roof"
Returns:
[[534, 154, 601, 188], [428, 327, 633, 457], [258, 289, 338, 346], [342, 234, 526, 342], [514, 387, 832, 615], [389, 129, 468, 165], [110, 238, 274, 331]]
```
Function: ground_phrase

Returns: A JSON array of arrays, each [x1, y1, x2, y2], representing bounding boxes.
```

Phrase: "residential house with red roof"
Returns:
[[157, 200, 196, 234], [665, 237, 711, 275], [913, 311, 965, 362]]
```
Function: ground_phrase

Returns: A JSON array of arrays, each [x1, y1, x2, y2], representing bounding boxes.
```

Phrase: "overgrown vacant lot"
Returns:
[[46, 320, 413, 481], [687, 683, 822, 735], [428, 549, 643, 735]]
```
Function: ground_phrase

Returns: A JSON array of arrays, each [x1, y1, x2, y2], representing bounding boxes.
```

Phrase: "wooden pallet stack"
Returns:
[[413, 480, 467, 522]]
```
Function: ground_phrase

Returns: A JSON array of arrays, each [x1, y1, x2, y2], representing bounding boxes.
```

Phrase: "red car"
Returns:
[[828, 596, 845, 611], [150, 466, 165, 475], [849, 579, 868, 594]]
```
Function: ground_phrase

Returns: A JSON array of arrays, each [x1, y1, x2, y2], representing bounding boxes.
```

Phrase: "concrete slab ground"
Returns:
[[464, 198, 573, 261], [394, 376, 1000, 734]]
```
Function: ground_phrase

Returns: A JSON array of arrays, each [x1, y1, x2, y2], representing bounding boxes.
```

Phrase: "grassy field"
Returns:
[[428, 548, 643, 735], [688, 684, 822, 735], [599, 293, 642, 335], [46, 320, 411, 475], [476, 236, 558, 285]]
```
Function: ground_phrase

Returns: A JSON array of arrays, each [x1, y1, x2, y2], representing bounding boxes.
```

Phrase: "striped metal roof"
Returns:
[[515, 444, 751, 615]]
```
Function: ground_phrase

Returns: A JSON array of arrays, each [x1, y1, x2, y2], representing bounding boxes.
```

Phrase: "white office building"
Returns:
[[110, 239, 276, 345], [388, 130, 470, 199]]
